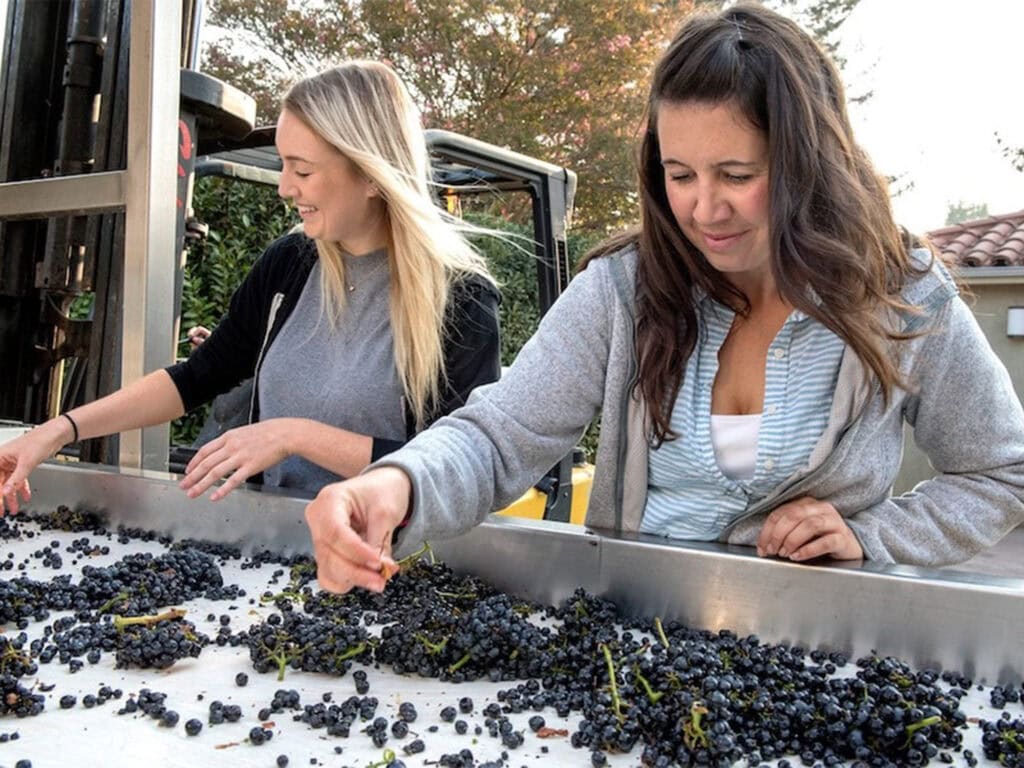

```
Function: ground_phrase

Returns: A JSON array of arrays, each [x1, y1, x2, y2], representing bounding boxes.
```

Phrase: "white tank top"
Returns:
[[710, 413, 762, 481]]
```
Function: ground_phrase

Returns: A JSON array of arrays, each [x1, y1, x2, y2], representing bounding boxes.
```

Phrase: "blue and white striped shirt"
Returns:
[[642, 295, 846, 540]]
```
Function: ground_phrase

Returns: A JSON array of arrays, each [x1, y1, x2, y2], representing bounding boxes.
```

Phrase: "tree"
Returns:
[[996, 133, 1024, 174], [768, 0, 869, 102], [774, 0, 860, 53], [204, 0, 695, 233], [944, 201, 990, 227]]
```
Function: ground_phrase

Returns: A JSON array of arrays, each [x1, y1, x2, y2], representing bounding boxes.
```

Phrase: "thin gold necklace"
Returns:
[[345, 256, 388, 292]]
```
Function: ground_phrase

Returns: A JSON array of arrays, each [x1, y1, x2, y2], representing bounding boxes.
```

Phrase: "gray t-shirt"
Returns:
[[258, 250, 405, 491]]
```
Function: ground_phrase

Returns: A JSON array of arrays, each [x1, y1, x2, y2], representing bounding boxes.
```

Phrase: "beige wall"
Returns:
[[895, 274, 1024, 493]]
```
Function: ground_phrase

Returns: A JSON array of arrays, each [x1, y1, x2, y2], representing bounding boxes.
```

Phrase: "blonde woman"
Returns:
[[0, 61, 500, 511]]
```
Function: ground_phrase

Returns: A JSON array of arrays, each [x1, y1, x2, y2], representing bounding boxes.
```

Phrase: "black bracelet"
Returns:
[[61, 413, 79, 443]]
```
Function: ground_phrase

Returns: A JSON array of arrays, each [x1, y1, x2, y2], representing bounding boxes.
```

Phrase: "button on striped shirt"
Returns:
[[642, 296, 846, 540]]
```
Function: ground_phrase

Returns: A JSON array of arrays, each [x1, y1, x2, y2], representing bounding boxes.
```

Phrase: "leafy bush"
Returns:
[[171, 177, 292, 445], [466, 213, 603, 461], [464, 213, 600, 364]]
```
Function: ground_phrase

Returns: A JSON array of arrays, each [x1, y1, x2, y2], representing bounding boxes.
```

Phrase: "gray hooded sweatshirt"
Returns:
[[381, 246, 1024, 565]]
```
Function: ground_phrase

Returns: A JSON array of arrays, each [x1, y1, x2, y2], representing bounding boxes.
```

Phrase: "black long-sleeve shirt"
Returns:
[[166, 232, 501, 461]]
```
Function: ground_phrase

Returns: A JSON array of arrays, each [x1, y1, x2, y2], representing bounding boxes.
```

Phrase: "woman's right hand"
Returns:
[[304, 467, 412, 594], [186, 325, 212, 350], [1, 419, 72, 515]]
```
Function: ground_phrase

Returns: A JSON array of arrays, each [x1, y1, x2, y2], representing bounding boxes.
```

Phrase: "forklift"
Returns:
[[0, 0, 590, 524]]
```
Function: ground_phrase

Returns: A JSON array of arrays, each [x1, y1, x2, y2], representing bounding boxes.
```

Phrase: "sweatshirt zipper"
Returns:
[[609, 257, 638, 533], [249, 292, 286, 422]]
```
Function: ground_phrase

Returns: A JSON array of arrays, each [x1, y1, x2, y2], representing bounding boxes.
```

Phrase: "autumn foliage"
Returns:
[[204, 0, 697, 232]]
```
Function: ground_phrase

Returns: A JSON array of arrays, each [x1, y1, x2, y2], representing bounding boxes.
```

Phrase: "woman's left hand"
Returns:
[[179, 419, 295, 501], [756, 496, 863, 562]]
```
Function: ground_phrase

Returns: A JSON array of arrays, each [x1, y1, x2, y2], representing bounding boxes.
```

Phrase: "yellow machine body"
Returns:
[[494, 463, 594, 526]]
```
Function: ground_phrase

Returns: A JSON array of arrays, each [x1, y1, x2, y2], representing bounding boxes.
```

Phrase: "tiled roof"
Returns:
[[926, 209, 1024, 267]]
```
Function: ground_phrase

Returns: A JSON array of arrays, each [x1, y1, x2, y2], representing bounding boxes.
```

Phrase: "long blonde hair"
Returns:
[[282, 62, 495, 429]]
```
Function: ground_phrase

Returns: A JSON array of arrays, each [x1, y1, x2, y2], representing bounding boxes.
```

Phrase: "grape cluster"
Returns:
[[0, 634, 37, 680], [115, 687, 176, 723], [991, 683, 1023, 710], [1, 673, 45, 717], [73, 549, 235, 614], [207, 698, 243, 725], [34, 616, 118, 666], [1, 547, 238, 623], [980, 713, 1024, 766], [525, 590, 968, 767], [243, 610, 370, 680], [303, 559, 499, 626], [171, 538, 243, 561], [0, 578, 51, 625], [279, 694, 381, 739], [113, 614, 209, 669], [30, 609, 208, 670], [26, 505, 107, 533], [261, 686, 304, 719], [376, 591, 549, 683]]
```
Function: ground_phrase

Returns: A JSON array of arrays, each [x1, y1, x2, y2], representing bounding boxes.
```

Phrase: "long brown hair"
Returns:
[[587, 3, 930, 445]]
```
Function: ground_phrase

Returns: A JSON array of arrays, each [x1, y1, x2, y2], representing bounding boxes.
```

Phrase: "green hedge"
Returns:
[[171, 178, 292, 444]]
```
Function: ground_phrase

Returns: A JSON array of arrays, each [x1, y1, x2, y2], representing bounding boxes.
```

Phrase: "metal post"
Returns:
[[119, 0, 179, 469]]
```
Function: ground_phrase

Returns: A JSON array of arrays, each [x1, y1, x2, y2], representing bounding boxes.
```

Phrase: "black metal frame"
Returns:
[[0, 0, 253, 466]]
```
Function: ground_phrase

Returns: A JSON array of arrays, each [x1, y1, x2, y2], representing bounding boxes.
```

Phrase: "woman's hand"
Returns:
[[757, 496, 863, 562], [186, 325, 211, 350], [305, 468, 412, 594], [180, 419, 297, 501], [1, 420, 72, 515], [0, 450, 33, 516]]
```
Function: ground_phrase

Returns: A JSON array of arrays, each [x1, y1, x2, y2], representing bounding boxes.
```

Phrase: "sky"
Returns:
[[834, 0, 1024, 232]]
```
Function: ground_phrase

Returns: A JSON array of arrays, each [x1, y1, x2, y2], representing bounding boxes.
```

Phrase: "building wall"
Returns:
[[895, 277, 1024, 493]]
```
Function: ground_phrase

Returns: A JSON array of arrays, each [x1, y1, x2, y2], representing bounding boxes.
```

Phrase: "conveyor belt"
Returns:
[[3, 461, 1022, 768], [28, 462, 1024, 685]]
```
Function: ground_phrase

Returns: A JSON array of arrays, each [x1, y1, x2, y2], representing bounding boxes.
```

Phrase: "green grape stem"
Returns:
[[435, 590, 478, 600], [365, 748, 397, 768], [259, 636, 310, 682], [633, 666, 664, 704], [414, 633, 448, 656], [654, 617, 670, 649], [97, 592, 131, 614], [683, 702, 710, 750], [113, 607, 187, 632], [0, 646, 31, 672], [599, 642, 625, 724], [1003, 730, 1022, 753], [398, 541, 432, 567], [903, 715, 943, 748], [905, 715, 942, 737], [335, 642, 367, 664]]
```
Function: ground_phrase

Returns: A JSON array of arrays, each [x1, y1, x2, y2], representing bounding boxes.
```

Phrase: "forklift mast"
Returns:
[[1, 0, 253, 468], [0, 0, 579, 521]]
